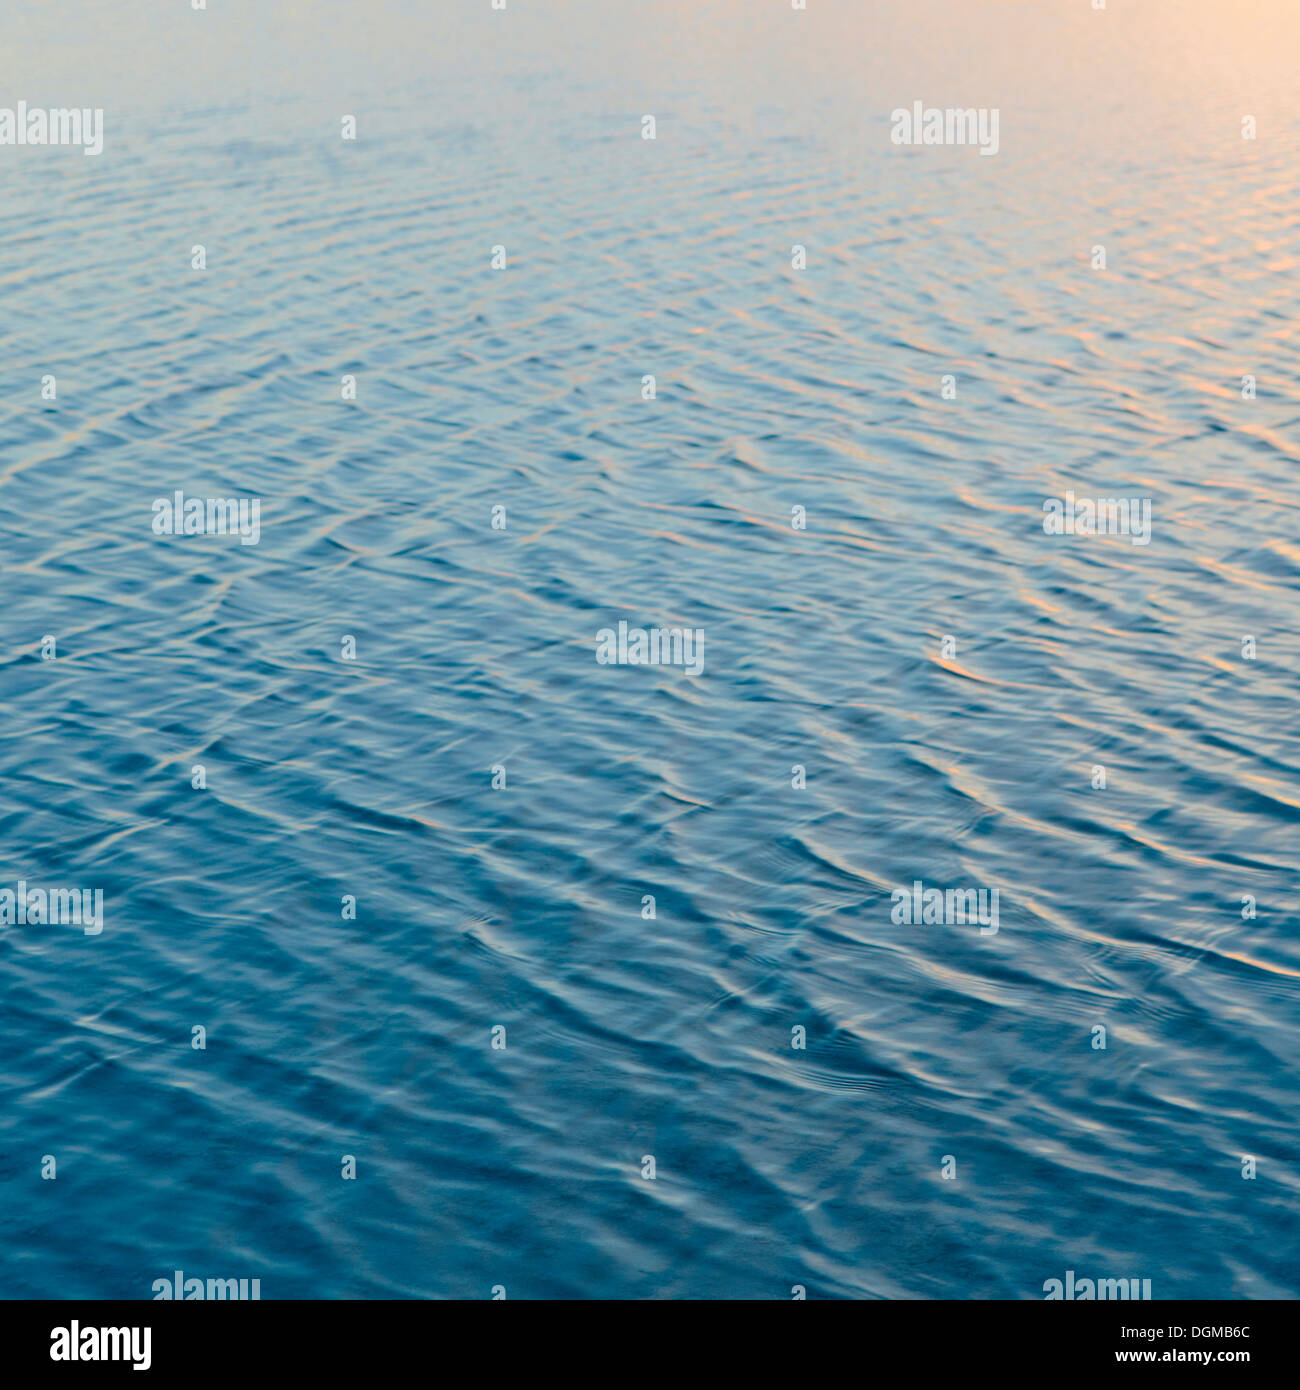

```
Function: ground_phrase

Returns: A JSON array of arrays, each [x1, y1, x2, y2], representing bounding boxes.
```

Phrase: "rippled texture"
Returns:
[[2, 0, 1299, 1298]]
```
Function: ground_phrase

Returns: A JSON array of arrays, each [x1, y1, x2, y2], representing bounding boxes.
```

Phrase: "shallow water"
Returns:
[[2, 0, 1299, 1298]]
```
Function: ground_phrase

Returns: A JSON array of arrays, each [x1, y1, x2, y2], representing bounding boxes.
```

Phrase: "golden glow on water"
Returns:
[[8, 2, 1300, 125]]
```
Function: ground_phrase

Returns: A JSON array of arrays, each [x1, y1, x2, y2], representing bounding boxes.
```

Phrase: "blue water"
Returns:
[[2, 0, 1299, 1298]]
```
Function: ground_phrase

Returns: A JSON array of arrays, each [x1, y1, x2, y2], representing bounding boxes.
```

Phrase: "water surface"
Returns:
[[2, 0, 1298, 1298]]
